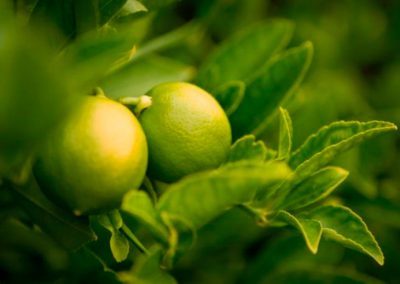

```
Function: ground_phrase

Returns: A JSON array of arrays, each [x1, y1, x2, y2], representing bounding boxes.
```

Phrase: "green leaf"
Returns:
[[96, 210, 124, 232], [118, 246, 177, 284], [134, 21, 201, 60], [63, 28, 138, 88], [213, 81, 245, 116], [195, 19, 294, 91], [270, 121, 397, 209], [108, 210, 124, 230], [9, 179, 96, 250], [290, 120, 398, 170], [226, 135, 267, 163], [99, 0, 127, 26], [0, 218, 69, 268], [230, 42, 313, 139], [110, 230, 130, 263], [307, 205, 384, 265], [0, 23, 78, 182], [277, 108, 293, 161], [101, 55, 194, 98], [265, 266, 384, 284], [30, 0, 76, 46], [281, 167, 348, 210], [157, 161, 291, 229], [73, 0, 99, 35], [274, 210, 322, 254], [95, 211, 131, 263], [96, 214, 114, 233], [138, 0, 177, 10], [122, 190, 169, 243], [115, 0, 148, 22]]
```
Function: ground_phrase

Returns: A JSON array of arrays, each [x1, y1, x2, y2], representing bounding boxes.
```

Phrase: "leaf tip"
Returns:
[[376, 255, 385, 266]]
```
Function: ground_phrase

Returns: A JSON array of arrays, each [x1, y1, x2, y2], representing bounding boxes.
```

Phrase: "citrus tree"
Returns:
[[0, 1, 398, 283]]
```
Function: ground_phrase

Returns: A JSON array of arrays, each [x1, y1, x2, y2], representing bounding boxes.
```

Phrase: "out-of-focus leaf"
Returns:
[[110, 230, 130, 263], [196, 19, 294, 91], [122, 190, 169, 243], [277, 108, 293, 161], [73, 0, 99, 35], [99, 0, 127, 26], [95, 211, 131, 263], [101, 55, 194, 98], [157, 161, 291, 229], [138, 0, 177, 10], [0, 22, 78, 183], [30, 0, 75, 46], [9, 179, 96, 250], [307, 205, 384, 265], [290, 120, 398, 169], [62, 27, 138, 88], [96, 210, 124, 233], [280, 167, 348, 210], [213, 81, 245, 116], [230, 42, 313, 139], [118, 246, 177, 284], [226, 135, 267, 163], [264, 266, 384, 284], [274, 210, 322, 254], [0, 218, 68, 270], [116, 0, 148, 22], [134, 21, 201, 59], [240, 234, 345, 284]]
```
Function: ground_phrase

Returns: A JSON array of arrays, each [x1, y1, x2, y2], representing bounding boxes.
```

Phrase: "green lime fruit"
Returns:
[[139, 82, 231, 183], [34, 96, 148, 215]]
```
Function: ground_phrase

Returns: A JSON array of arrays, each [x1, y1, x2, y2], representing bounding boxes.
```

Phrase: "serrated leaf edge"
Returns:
[[311, 205, 384, 265]]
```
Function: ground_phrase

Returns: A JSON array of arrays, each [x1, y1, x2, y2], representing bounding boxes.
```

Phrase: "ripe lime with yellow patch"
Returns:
[[34, 95, 148, 215]]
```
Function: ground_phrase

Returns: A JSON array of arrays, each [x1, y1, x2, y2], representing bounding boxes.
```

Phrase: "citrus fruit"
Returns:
[[139, 82, 231, 182], [34, 95, 148, 215]]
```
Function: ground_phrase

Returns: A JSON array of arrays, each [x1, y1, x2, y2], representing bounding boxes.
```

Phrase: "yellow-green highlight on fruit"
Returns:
[[34, 96, 148, 215], [139, 82, 232, 183]]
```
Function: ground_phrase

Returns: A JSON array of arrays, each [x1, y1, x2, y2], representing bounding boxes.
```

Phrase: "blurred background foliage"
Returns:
[[1, 0, 399, 283]]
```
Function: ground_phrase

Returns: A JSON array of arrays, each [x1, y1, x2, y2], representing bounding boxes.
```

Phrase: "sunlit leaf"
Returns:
[[307, 205, 384, 265], [280, 167, 348, 210], [277, 107, 293, 161], [122, 190, 169, 243], [110, 230, 130, 262], [274, 210, 322, 254], [226, 135, 267, 163], [290, 120, 397, 170], [157, 161, 291, 229], [269, 120, 397, 209]]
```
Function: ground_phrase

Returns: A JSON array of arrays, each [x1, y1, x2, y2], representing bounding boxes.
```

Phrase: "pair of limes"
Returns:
[[34, 82, 232, 215]]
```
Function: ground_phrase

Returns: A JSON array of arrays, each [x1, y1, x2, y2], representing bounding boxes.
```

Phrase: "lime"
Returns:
[[139, 82, 231, 182], [34, 96, 148, 215]]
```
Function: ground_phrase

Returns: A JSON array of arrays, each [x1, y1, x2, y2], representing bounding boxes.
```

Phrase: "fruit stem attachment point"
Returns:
[[92, 87, 106, 98], [118, 95, 152, 117]]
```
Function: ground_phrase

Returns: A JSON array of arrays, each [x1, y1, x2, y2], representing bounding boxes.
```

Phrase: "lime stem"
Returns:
[[239, 204, 269, 226], [143, 177, 158, 204], [92, 87, 106, 97], [121, 224, 149, 255], [118, 95, 152, 117]]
